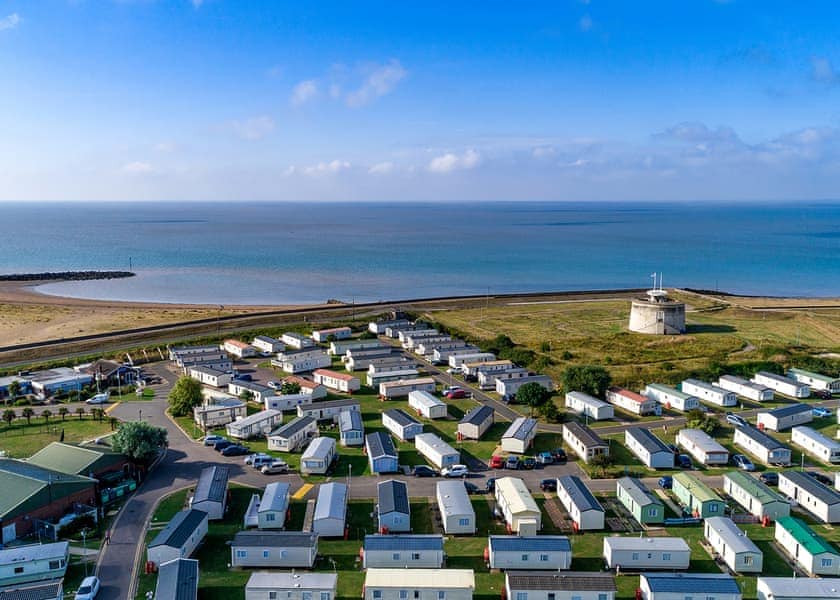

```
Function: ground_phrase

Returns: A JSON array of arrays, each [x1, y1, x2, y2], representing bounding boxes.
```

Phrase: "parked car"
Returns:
[[463, 481, 482, 495], [75, 576, 100, 600], [233, 373, 252, 381], [536, 452, 554, 465], [446, 389, 467, 399], [245, 452, 271, 466], [443, 385, 462, 394], [658, 475, 673, 489], [213, 440, 233, 452], [445, 368, 460, 375], [221, 444, 251, 457], [413, 465, 439, 477], [806, 471, 833, 486], [759, 472, 779, 486], [725, 412, 748, 428], [485, 477, 497, 493], [261, 460, 289, 475], [552, 448, 567, 464], [267, 380, 282, 390], [732, 454, 756, 471], [522, 457, 537, 470], [813, 406, 833, 418], [85, 393, 110, 405], [204, 435, 227, 447], [442, 464, 470, 478], [677, 454, 693, 469], [814, 389, 833, 400], [540, 478, 557, 492], [505, 456, 521, 470], [250, 455, 275, 469], [489, 455, 505, 469]]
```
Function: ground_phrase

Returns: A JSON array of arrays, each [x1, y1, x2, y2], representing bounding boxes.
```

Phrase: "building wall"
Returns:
[[490, 549, 571, 571], [774, 524, 840, 576], [245, 585, 333, 600], [506, 585, 613, 600], [231, 545, 316, 568], [378, 510, 411, 533], [778, 478, 840, 523], [363, 549, 444, 569], [192, 498, 225, 521], [365, 586, 473, 600], [1, 485, 96, 542], [604, 544, 690, 570], [722, 478, 789, 521]]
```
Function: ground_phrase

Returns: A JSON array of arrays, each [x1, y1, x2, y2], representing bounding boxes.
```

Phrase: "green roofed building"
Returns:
[[774, 516, 840, 576], [723, 471, 790, 521], [672, 472, 726, 518], [0, 458, 97, 543], [27, 442, 126, 479], [787, 368, 840, 393]]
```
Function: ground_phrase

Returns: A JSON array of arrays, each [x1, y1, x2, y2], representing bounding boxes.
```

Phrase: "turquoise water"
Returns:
[[1, 201, 838, 304]]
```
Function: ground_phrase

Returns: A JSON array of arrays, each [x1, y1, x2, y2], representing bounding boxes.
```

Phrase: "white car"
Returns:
[[85, 393, 110, 405], [441, 464, 469, 478], [261, 460, 289, 474], [267, 381, 282, 390], [75, 576, 100, 600]]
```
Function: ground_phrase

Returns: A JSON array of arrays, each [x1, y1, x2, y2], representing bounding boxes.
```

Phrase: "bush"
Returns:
[[14, 398, 29, 406], [561, 365, 612, 398], [58, 513, 96, 539]]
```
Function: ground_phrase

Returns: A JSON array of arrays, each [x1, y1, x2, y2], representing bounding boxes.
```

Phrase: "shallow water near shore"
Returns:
[[3, 201, 839, 304]]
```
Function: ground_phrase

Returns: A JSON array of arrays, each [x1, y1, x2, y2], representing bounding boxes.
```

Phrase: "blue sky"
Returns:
[[3, 1, 840, 201]]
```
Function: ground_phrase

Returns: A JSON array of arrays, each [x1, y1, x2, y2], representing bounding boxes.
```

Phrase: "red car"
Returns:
[[446, 389, 467, 399], [489, 455, 504, 469]]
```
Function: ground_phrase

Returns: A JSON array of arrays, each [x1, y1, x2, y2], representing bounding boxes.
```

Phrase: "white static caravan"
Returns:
[[297, 398, 360, 423], [343, 348, 395, 371], [368, 317, 411, 334], [409, 390, 448, 419], [462, 359, 513, 378], [642, 383, 699, 412], [379, 377, 437, 399], [506, 572, 616, 600], [226, 409, 282, 440], [193, 398, 247, 429], [436, 480, 476, 534], [365, 432, 399, 474], [223, 339, 256, 358], [487, 536, 572, 571], [300, 436, 337, 475], [605, 387, 659, 416], [756, 403, 812, 432], [732, 426, 792, 466], [245, 572, 336, 600], [640, 574, 742, 600], [267, 416, 318, 452], [458, 405, 495, 440], [680, 379, 737, 407], [495, 477, 542, 535], [188, 366, 233, 388], [501, 417, 538, 454], [258, 482, 290, 530], [676, 428, 729, 466], [723, 471, 790, 521], [415, 433, 460, 470], [283, 375, 329, 399], [433, 345, 480, 365], [704, 516, 763, 574], [479, 367, 529, 390], [752, 371, 810, 398], [774, 516, 840, 576], [402, 331, 444, 350], [565, 391, 614, 421], [146, 509, 208, 566], [251, 335, 284, 354], [338, 409, 364, 447], [556, 475, 605, 531], [277, 350, 332, 374], [0, 542, 68, 588], [410, 335, 452, 352], [312, 482, 347, 538], [757, 577, 840, 600], [377, 479, 411, 533], [789, 368, 840, 393], [792, 425, 840, 463], [281, 332, 316, 350], [448, 352, 495, 369], [362, 535, 445, 569], [382, 408, 424, 441], [368, 367, 421, 387], [416, 338, 463, 357], [364, 569, 475, 600], [311, 326, 352, 343], [156, 558, 198, 600], [329, 338, 386, 355], [624, 428, 674, 469], [230, 531, 318, 569], [717, 375, 774, 402], [312, 369, 360, 393], [496, 375, 554, 399], [264, 393, 313, 412], [602, 537, 690, 570], [228, 381, 275, 404], [562, 421, 609, 464], [191, 466, 229, 520], [779, 471, 840, 524]]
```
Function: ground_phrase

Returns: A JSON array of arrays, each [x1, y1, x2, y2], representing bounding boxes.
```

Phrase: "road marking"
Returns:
[[104, 402, 121, 414], [293, 483, 314, 500]]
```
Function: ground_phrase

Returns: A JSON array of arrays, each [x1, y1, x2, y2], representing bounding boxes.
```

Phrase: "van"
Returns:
[[251, 455, 275, 469]]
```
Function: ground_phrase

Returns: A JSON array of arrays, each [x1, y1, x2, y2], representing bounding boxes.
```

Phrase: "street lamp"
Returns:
[[138, 409, 142, 422], [81, 529, 88, 577]]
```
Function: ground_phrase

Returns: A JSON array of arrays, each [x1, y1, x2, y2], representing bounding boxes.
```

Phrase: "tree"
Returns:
[[91, 408, 104, 423], [517, 382, 551, 413], [238, 389, 255, 402], [168, 376, 203, 417], [111, 420, 168, 465], [2, 409, 15, 426], [280, 381, 301, 395], [58, 407, 69, 421], [21, 407, 34, 425], [75, 406, 85, 420], [41, 409, 52, 425], [590, 452, 615, 476], [561, 365, 611, 398], [687, 408, 717, 435], [539, 401, 561, 423], [7, 380, 21, 403]]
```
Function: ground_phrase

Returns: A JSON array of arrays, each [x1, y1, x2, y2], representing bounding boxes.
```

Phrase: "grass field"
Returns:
[[0, 415, 114, 457]]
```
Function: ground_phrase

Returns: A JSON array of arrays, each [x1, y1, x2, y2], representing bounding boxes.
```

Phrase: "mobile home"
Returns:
[[156, 558, 198, 600], [311, 326, 352, 343], [436, 480, 476, 534], [266, 416, 318, 452], [487, 536, 572, 571], [300, 436, 337, 475], [258, 482, 290, 530], [226, 409, 282, 440], [681, 379, 737, 407], [409, 390, 448, 419], [723, 471, 790, 521], [245, 572, 336, 600], [364, 569, 474, 600], [223, 339, 256, 358], [379, 377, 437, 399], [496, 375, 554, 399], [297, 398, 360, 423], [312, 369, 360, 393], [752, 371, 810, 398], [281, 332, 315, 350], [565, 391, 614, 421], [615, 477, 664, 525], [0, 542, 69, 587], [506, 572, 615, 600], [672, 472, 726, 519], [640, 574, 741, 600], [189, 366, 233, 388], [603, 536, 690, 570], [251, 335, 284, 354], [230, 531, 318, 568], [458, 405, 494, 440], [732, 425, 792, 466], [362, 535, 445, 569], [757, 577, 840, 600], [501, 417, 538, 454], [642, 383, 699, 412], [556, 475, 605, 531], [382, 408, 424, 441], [478, 366, 529, 390], [756, 403, 812, 432], [563, 421, 609, 464], [190, 466, 229, 520], [789, 368, 840, 393], [365, 432, 399, 474], [147, 509, 208, 566], [312, 482, 347, 537], [717, 375, 774, 402], [774, 516, 840, 576], [193, 398, 246, 429], [264, 393, 313, 412], [495, 477, 542, 535], [792, 426, 840, 464], [338, 409, 364, 447], [704, 516, 763, 573], [377, 479, 411, 533], [605, 386, 659, 415], [415, 433, 460, 470], [448, 352, 495, 369], [778, 471, 840, 523], [624, 428, 674, 469], [676, 428, 729, 466]]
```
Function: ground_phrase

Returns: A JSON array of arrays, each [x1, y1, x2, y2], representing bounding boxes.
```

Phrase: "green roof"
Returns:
[[647, 383, 692, 400], [788, 368, 838, 384], [27, 442, 124, 477], [0, 459, 96, 520], [673, 472, 723, 503], [724, 471, 786, 505], [777, 516, 840, 556]]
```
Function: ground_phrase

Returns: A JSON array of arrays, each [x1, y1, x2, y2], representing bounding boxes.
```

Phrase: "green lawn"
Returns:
[[0, 415, 114, 457]]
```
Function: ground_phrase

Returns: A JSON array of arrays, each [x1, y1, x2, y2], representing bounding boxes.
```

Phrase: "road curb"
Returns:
[[165, 408, 203, 444]]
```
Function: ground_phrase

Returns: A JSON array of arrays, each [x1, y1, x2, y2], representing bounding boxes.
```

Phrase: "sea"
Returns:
[[1, 201, 838, 304]]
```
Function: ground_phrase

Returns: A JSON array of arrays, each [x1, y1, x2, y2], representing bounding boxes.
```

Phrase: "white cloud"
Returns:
[[290, 80, 319, 107], [0, 13, 20, 31], [285, 160, 352, 177], [345, 59, 407, 108], [368, 161, 394, 175], [428, 149, 481, 173], [578, 15, 593, 32], [121, 161, 155, 175], [229, 115, 275, 140], [532, 145, 556, 159]]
